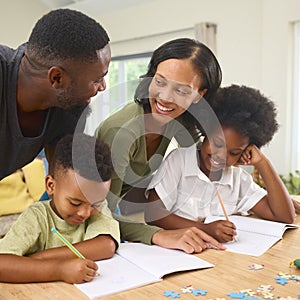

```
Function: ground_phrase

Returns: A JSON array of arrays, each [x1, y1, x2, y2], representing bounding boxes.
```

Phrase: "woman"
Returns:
[[95, 37, 222, 215]]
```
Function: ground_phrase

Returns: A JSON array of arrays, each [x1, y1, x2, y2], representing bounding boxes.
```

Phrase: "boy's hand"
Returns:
[[59, 258, 98, 284], [203, 220, 236, 243], [239, 144, 266, 166], [151, 227, 226, 254]]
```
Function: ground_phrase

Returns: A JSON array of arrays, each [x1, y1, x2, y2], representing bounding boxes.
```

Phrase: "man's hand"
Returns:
[[151, 227, 226, 254]]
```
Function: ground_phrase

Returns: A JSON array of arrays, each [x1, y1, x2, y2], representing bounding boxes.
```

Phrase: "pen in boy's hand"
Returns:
[[51, 227, 100, 276]]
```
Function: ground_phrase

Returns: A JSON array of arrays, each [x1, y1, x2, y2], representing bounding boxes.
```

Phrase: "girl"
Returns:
[[145, 85, 295, 243]]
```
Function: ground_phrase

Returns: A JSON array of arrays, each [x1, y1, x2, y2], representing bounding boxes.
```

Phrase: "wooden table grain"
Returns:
[[1, 215, 299, 300]]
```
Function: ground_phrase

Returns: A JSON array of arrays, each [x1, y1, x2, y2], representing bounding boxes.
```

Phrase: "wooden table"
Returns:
[[1, 215, 299, 300]]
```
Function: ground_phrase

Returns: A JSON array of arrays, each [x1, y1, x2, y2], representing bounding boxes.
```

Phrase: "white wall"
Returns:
[[1, 0, 300, 175], [260, 0, 300, 174], [0, 0, 49, 47]]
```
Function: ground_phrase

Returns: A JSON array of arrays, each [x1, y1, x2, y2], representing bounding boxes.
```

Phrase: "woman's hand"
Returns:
[[151, 227, 226, 254]]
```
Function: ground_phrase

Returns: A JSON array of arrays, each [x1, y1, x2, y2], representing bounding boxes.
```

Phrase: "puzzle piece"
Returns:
[[180, 285, 194, 293], [192, 288, 207, 296], [275, 277, 288, 285], [257, 285, 274, 292], [278, 272, 292, 279], [227, 292, 245, 299], [290, 275, 300, 281], [258, 291, 274, 299], [163, 290, 180, 298], [243, 297, 260, 300], [248, 263, 264, 270], [240, 289, 256, 296]]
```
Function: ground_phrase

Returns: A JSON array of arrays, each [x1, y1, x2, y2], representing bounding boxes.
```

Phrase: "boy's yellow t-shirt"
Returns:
[[0, 200, 120, 255]]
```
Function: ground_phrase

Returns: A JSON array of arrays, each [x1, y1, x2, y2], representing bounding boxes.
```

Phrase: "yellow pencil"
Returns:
[[51, 227, 85, 258], [216, 188, 237, 242], [51, 227, 100, 276]]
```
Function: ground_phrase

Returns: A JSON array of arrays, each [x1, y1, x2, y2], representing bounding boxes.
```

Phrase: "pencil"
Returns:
[[216, 188, 230, 221], [51, 227, 85, 258], [51, 227, 100, 276], [216, 188, 237, 242]]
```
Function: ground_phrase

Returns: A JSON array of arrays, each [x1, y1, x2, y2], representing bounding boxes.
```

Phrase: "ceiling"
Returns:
[[41, 0, 154, 15]]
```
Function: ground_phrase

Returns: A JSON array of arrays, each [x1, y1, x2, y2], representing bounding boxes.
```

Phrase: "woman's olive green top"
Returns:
[[95, 102, 191, 210], [95, 102, 194, 244]]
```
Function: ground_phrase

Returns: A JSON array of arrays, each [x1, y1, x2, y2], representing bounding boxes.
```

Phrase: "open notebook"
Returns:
[[205, 215, 298, 256], [75, 243, 214, 299]]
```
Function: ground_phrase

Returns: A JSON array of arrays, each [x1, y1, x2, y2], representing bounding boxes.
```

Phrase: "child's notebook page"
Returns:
[[118, 243, 214, 278], [205, 215, 298, 256], [75, 254, 158, 299]]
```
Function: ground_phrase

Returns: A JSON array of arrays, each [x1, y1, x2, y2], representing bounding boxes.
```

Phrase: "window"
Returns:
[[85, 53, 151, 135], [108, 53, 152, 112], [292, 22, 300, 171]]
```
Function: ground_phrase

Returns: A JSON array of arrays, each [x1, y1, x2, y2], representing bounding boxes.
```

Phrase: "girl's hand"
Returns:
[[239, 144, 266, 166], [292, 198, 300, 214], [203, 220, 236, 243], [59, 258, 98, 284]]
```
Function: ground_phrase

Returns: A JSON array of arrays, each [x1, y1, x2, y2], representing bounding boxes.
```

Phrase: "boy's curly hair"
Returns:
[[208, 85, 279, 148], [51, 133, 113, 182]]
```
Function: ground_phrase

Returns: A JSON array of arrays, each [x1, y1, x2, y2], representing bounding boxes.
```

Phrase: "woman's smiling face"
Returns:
[[148, 58, 205, 125]]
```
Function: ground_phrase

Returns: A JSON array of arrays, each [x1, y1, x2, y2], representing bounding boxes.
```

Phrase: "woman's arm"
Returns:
[[240, 145, 295, 223], [0, 254, 98, 283]]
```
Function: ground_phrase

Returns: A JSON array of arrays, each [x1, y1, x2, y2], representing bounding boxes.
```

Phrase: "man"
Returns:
[[0, 8, 224, 253], [0, 8, 110, 180]]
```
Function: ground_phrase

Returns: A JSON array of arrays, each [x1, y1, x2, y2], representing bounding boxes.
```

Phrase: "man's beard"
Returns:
[[56, 86, 87, 110]]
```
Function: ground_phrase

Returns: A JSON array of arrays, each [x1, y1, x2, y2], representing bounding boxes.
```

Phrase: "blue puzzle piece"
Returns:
[[192, 289, 207, 296], [274, 277, 288, 285], [227, 292, 245, 299], [163, 290, 180, 298]]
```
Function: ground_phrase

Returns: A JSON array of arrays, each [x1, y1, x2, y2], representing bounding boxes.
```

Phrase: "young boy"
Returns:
[[0, 134, 120, 283], [145, 85, 295, 243]]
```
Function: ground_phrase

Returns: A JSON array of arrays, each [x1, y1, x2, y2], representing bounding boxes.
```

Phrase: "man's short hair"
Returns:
[[26, 8, 109, 63]]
